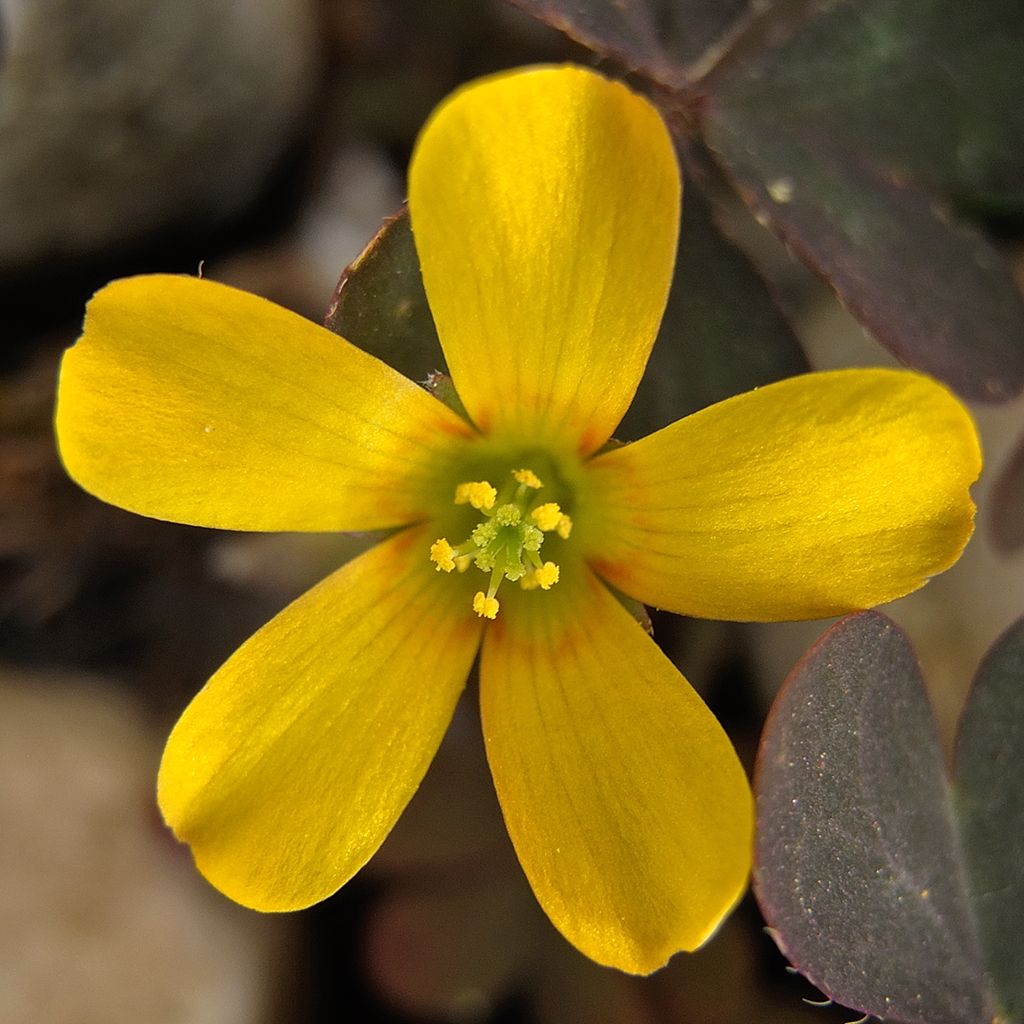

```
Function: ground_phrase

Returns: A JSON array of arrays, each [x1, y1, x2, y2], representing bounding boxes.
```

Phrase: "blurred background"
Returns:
[[2, 0, 1023, 1021]]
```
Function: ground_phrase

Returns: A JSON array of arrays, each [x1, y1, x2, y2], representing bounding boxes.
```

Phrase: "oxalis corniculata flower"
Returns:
[[54, 65, 981, 974]]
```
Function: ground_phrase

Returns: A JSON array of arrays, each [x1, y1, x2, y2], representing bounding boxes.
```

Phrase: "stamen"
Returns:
[[473, 592, 499, 619], [434, 467, 569, 617], [520, 562, 559, 591], [535, 562, 559, 589], [530, 502, 563, 532], [430, 538, 456, 572], [513, 469, 543, 489], [455, 481, 497, 510]]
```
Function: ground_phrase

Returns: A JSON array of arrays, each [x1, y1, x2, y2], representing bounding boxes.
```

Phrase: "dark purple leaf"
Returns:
[[702, 128, 1024, 401], [702, 0, 1024, 401], [987, 431, 1024, 552], [327, 194, 806, 441], [325, 206, 446, 384], [616, 171, 808, 439], [508, 0, 763, 88], [755, 611, 990, 1024], [954, 616, 1024, 1022]]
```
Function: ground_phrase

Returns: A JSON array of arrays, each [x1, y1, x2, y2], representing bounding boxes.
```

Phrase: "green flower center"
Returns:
[[430, 468, 573, 619]]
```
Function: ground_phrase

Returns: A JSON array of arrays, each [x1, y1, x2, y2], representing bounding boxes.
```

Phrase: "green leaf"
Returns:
[[702, 0, 1024, 400], [954, 617, 1024, 1022], [756, 610, 1024, 1022], [325, 206, 446, 384]]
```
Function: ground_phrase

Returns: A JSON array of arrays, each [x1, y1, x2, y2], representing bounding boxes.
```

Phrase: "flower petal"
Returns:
[[479, 564, 752, 973], [56, 275, 475, 531], [409, 65, 680, 457], [588, 368, 981, 621], [157, 526, 483, 911]]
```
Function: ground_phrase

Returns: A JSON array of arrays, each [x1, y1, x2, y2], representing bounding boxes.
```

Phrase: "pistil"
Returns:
[[430, 468, 573, 618]]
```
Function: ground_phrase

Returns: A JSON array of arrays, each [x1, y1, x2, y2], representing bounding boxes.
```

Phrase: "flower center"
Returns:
[[430, 468, 573, 619]]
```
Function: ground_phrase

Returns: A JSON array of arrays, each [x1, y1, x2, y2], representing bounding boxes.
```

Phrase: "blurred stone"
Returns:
[[0, 667, 299, 1023], [0, 0, 319, 268], [212, 142, 404, 320], [206, 530, 374, 599], [296, 144, 404, 298]]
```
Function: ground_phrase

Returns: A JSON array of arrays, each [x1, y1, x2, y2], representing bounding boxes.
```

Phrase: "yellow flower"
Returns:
[[53, 65, 981, 974]]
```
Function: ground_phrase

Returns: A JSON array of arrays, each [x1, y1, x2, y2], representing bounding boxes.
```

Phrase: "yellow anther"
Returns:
[[455, 481, 497, 510], [430, 538, 456, 572], [473, 592, 499, 619], [535, 562, 559, 589], [556, 514, 573, 540], [520, 561, 560, 591], [531, 502, 563, 532], [513, 468, 543, 489]]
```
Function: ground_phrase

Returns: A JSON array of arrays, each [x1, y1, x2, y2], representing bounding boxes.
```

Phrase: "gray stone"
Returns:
[[0, 667, 297, 1024], [0, 0, 319, 267]]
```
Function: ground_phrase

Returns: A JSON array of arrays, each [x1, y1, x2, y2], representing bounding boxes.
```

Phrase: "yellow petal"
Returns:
[[56, 275, 475, 531], [588, 368, 981, 621], [409, 65, 680, 457], [157, 526, 483, 911], [479, 564, 752, 973]]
